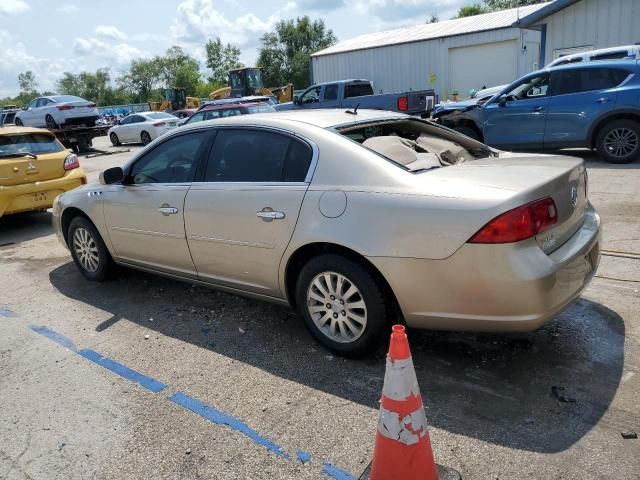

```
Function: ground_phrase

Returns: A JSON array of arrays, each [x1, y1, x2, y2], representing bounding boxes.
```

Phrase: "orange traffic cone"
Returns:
[[360, 325, 461, 480]]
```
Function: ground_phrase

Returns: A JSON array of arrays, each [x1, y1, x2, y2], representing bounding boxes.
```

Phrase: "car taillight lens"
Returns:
[[469, 197, 558, 244], [397, 96, 408, 111], [57, 105, 75, 111], [64, 153, 80, 171], [153, 122, 166, 127]]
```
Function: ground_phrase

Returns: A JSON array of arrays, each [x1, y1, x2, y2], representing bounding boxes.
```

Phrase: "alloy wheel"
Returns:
[[73, 227, 100, 273], [306, 271, 368, 343], [604, 127, 639, 159]]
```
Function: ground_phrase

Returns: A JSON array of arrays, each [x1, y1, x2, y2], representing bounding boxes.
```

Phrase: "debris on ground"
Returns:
[[621, 431, 638, 439], [144, 334, 150, 340], [551, 386, 576, 403]]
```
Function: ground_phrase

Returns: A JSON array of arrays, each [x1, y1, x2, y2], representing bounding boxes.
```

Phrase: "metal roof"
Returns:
[[515, 0, 579, 27], [312, 2, 551, 57]]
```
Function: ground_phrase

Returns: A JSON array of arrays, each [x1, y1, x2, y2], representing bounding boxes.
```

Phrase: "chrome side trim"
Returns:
[[110, 226, 184, 239], [187, 234, 274, 249]]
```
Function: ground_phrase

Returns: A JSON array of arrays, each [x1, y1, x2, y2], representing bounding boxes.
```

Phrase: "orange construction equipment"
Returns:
[[360, 325, 462, 480]]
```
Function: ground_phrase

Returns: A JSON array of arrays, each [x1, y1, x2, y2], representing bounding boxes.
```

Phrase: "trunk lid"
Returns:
[[0, 131, 67, 186]]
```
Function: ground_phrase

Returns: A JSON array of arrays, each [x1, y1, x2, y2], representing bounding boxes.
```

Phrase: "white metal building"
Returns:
[[311, 0, 639, 100]]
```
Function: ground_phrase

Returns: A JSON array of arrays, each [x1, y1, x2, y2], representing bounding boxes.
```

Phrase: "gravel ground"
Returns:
[[1, 136, 638, 479]]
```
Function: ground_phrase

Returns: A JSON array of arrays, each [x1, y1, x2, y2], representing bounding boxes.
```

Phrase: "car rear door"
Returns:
[[482, 73, 550, 149], [321, 84, 340, 108], [544, 66, 629, 147], [102, 129, 212, 274], [184, 127, 315, 296]]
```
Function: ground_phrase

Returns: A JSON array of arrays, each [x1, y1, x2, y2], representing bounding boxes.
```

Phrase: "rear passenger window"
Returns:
[[204, 129, 312, 183], [324, 84, 339, 101], [550, 68, 630, 95]]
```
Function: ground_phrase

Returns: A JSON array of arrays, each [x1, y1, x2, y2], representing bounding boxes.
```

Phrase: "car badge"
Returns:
[[570, 186, 578, 208], [27, 162, 36, 170]]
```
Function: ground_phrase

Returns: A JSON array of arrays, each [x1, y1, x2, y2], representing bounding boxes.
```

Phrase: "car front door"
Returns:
[[184, 127, 315, 296], [297, 87, 321, 109], [20, 99, 39, 126], [115, 116, 135, 142], [482, 73, 550, 149], [544, 67, 628, 147], [102, 129, 213, 274]]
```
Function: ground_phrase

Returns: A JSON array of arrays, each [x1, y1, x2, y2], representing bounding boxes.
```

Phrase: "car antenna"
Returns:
[[346, 103, 360, 115]]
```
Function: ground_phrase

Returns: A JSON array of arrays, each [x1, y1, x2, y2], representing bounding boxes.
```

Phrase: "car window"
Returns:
[[247, 105, 275, 114], [186, 112, 206, 124], [204, 129, 301, 182], [282, 139, 313, 182], [133, 115, 146, 123], [36, 99, 47, 108], [300, 87, 321, 104], [549, 67, 630, 96], [27, 99, 38, 109], [505, 74, 549, 100], [221, 109, 242, 117], [345, 83, 374, 98], [128, 131, 209, 184], [590, 51, 631, 61], [0, 133, 65, 157], [120, 116, 134, 125], [324, 84, 339, 101]]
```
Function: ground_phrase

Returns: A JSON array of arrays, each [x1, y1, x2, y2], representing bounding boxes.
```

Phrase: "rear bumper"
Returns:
[[368, 206, 601, 332], [0, 169, 87, 217]]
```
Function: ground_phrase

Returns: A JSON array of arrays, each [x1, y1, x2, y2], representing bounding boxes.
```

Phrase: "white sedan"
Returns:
[[108, 112, 179, 146], [14, 95, 99, 129]]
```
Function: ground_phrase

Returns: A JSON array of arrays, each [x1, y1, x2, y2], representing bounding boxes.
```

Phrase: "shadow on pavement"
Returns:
[[0, 211, 53, 246], [50, 262, 625, 454]]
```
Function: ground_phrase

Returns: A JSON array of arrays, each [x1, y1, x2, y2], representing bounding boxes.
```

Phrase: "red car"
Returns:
[[172, 108, 197, 119], [183, 102, 275, 125]]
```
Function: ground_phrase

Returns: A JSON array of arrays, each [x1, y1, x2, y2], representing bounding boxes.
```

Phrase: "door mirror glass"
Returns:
[[100, 167, 124, 185], [498, 94, 508, 107]]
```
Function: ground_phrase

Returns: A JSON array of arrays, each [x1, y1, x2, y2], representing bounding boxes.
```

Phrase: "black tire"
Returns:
[[46, 114, 59, 130], [141, 131, 152, 146], [67, 216, 114, 282], [596, 119, 640, 164], [110, 132, 121, 146], [295, 254, 390, 357], [453, 126, 480, 141], [14, 117, 23, 126]]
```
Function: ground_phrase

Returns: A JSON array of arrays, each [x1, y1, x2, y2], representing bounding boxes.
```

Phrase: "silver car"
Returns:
[[52, 109, 601, 356], [108, 112, 179, 146], [14, 95, 99, 129]]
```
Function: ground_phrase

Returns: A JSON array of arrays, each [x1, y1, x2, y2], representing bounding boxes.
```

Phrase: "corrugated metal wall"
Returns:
[[537, 0, 640, 64], [311, 27, 540, 100]]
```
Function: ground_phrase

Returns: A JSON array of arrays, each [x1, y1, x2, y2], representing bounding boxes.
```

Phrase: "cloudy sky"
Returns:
[[0, 0, 470, 97]]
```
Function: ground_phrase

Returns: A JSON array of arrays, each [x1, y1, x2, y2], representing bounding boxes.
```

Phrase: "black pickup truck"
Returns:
[[275, 79, 435, 117]]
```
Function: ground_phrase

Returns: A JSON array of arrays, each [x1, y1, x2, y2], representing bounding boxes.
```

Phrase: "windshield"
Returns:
[[0, 133, 64, 157], [52, 95, 85, 103]]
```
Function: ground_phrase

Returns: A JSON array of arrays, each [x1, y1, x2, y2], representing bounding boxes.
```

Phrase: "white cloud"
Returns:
[[355, 0, 467, 23], [72, 37, 148, 67], [48, 37, 63, 49], [0, 0, 30, 15], [95, 25, 127, 41], [295, 0, 345, 12], [57, 4, 78, 13]]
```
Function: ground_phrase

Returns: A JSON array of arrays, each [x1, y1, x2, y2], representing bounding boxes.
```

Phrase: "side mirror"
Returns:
[[498, 94, 508, 107], [293, 95, 300, 105], [99, 166, 124, 185]]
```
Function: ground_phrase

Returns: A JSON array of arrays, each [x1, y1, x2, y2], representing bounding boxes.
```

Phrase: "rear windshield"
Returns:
[[247, 105, 275, 113], [345, 83, 374, 98], [51, 95, 85, 103], [146, 112, 176, 119], [0, 133, 64, 157]]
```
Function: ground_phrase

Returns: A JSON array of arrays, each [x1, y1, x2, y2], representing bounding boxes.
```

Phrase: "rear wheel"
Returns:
[[141, 131, 151, 146], [295, 254, 389, 357], [14, 117, 23, 126], [453, 126, 480, 141], [46, 114, 59, 129], [68, 216, 114, 281], [596, 119, 640, 164], [110, 132, 121, 146]]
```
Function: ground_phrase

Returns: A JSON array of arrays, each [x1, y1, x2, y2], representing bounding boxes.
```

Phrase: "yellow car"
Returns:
[[0, 126, 87, 217]]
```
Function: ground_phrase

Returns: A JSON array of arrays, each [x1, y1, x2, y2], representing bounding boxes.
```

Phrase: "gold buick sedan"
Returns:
[[52, 110, 601, 356]]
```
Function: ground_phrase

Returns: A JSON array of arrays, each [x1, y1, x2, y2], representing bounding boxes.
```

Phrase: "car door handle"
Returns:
[[256, 210, 285, 221], [533, 106, 545, 112], [158, 205, 179, 215], [596, 98, 611, 104]]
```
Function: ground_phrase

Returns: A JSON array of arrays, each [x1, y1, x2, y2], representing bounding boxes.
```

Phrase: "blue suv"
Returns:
[[436, 60, 640, 163]]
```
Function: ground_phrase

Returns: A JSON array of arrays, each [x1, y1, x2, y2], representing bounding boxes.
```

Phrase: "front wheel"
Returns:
[[68, 216, 114, 281], [110, 132, 121, 146], [596, 119, 640, 164], [46, 114, 59, 130], [141, 131, 152, 146], [295, 254, 390, 357], [14, 117, 23, 126]]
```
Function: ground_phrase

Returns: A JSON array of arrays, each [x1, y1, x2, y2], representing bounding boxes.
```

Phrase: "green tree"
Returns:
[[427, 14, 439, 23], [117, 58, 162, 103], [18, 71, 38, 95], [205, 37, 243, 84], [257, 16, 337, 89], [455, 3, 489, 17], [57, 72, 82, 96], [484, 0, 540, 9], [157, 46, 201, 95]]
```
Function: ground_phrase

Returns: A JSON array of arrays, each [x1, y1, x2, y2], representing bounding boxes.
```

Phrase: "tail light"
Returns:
[[469, 197, 558, 244], [64, 153, 80, 171], [153, 122, 166, 127], [57, 105, 75, 111], [397, 96, 408, 111]]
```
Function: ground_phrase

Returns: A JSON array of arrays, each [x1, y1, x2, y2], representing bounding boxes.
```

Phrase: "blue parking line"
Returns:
[[322, 462, 357, 480], [78, 349, 167, 393], [0, 306, 18, 318], [30, 325, 77, 351], [168, 391, 289, 460]]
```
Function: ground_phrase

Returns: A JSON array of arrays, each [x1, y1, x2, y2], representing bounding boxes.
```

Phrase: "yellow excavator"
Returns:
[[149, 88, 201, 112], [209, 67, 293, 103]]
